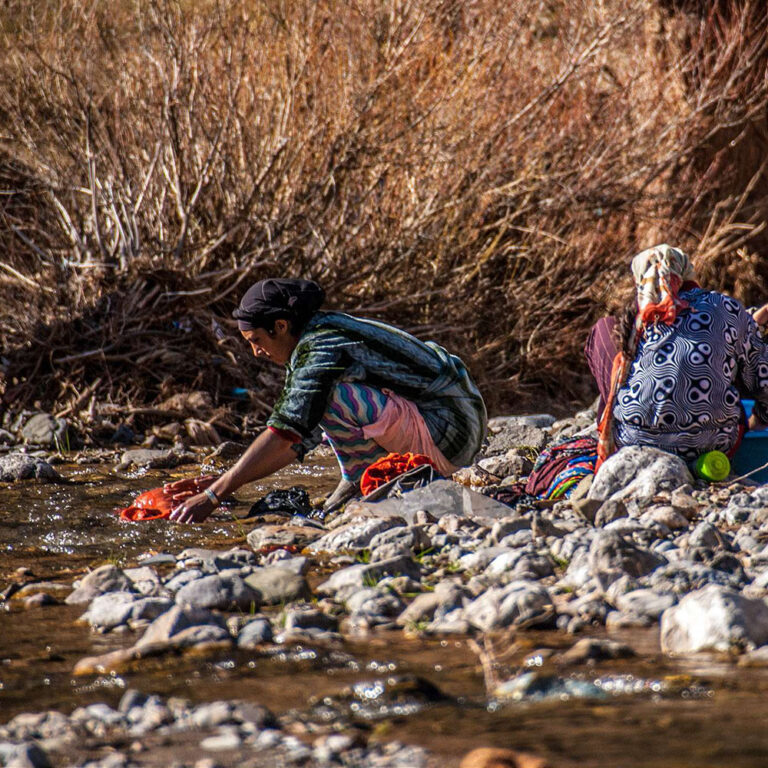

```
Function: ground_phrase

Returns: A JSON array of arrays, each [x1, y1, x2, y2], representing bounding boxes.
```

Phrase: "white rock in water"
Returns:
[[589, 446, 693, 503], [660, 584, 768, 654]]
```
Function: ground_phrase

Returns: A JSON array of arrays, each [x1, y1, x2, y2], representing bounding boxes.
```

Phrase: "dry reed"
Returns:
[[0, 0, 765, 438]]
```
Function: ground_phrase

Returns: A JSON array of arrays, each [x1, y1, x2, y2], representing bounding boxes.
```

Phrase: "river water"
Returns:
[[2, 455, 768, 766]]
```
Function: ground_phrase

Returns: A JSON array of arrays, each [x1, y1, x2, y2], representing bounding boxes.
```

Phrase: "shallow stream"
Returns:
[[2, 455, 768, 766]]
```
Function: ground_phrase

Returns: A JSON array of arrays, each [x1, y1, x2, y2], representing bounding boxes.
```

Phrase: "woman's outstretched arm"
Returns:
[[168, 429, 299, 523]]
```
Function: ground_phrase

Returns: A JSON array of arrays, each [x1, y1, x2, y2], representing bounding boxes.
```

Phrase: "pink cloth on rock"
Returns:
[[362, 389, 458, 477]]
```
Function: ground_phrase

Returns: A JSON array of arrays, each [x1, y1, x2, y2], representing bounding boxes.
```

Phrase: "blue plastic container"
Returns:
[[732, 399, 768, 483]]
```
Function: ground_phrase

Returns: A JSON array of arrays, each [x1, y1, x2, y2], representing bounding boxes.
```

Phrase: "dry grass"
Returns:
[[0, 0, 766, 437]]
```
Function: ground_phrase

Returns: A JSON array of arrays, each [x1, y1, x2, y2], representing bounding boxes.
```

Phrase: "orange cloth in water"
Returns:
[[117, 476, 216, 521], [360, 452, 436, 497]]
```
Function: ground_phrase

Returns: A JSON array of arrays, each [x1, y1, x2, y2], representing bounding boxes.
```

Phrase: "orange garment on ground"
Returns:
[[117, 475, 216, 521], [360, 452, 437, 496]]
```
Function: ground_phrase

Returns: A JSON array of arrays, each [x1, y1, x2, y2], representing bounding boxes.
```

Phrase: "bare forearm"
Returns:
[[209, 429, 298, 499]]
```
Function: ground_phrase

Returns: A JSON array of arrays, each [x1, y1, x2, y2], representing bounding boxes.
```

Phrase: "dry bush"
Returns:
[[0, 0, 765, 437]]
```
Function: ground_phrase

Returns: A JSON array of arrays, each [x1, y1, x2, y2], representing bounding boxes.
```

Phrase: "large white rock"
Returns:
[[589, 446, 693, 503], [660, 584, 768, 653]]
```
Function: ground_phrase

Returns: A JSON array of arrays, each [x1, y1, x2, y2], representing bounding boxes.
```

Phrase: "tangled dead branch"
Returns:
[[0, 0, 766, 440]]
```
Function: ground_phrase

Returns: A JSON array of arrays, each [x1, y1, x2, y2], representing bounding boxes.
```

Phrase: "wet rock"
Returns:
[[22, 593, 58, 609], [175, 573, 261, 611], [614, 589, 676, 620], [71, 702, 125, 727], [137, 553, 176, 566], [0, 454, 61, 483], [237, 618, 274, 647], [557, 592, 611, 627], [200, 730, 242, 751], [66, 565, 134, 605], [283, 607, 339, 633], [0, 741, 52, 768], [589, 446, 693, 503], [605, 610, 653, 629], [189, 701, 235, 729], [246, 524, 321, 552], [189, 701, 236, 729], [123, 566, 162, 596], [322, 675, 448, 722], [118, 689, 149, 714], [345, 587, 404, 622], [164, 568, 204, 593], [136, 605, 227, 648], [462, 580, 554, 632], [660, 584, 768, 653], [1, 712, 72, 741], [73, 648, 142, 676], [125, 695, 173, 734], [166, 625, 231, 649], [115, 448, 187, 471], [559, 638, 635, 665], [80, 592, 173, 631], [317, 556, 421, 597], [494, 671, 603, 702], [260, 550, 309, 574], [21, 413, 68, 448], [588, 531, 666, 587], [397, 582, 468, 628], [313, 733, 358, 763], [176, 547, 257, 570], [243, 568, 310, 605]]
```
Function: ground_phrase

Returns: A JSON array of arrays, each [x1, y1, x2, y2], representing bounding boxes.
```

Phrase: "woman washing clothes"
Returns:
[[585, 244, 768, 467], [169, 278, 487, 523]]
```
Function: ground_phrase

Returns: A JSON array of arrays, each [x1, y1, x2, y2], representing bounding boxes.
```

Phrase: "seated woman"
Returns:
[[585, 244, 768, 466], [169, 278, 487, 523]]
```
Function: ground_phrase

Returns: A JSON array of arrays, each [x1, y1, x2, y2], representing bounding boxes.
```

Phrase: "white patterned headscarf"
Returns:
[[631, 244, 696, 325]]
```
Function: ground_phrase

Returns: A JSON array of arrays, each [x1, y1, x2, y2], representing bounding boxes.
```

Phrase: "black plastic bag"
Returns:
[[247, 486, 313, 518]]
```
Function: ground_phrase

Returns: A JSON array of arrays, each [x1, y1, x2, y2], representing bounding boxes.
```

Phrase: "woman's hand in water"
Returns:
[[169, 492, 217, 524]]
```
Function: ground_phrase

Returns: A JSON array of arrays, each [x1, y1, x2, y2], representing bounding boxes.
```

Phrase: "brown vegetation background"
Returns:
[[0, 0, 766, 441]]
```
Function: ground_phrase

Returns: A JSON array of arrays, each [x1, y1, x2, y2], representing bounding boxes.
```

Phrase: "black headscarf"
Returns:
[[232, 278, 325, 332]]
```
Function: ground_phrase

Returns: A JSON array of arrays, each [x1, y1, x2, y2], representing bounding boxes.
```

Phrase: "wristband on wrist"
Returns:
[[204, 487, 221, 507]]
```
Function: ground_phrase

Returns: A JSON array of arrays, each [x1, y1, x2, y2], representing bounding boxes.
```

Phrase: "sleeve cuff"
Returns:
[[268, 425, 302, 443]]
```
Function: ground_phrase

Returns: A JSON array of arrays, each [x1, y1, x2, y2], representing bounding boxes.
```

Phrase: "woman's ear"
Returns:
[[273, 318, 291, 336]]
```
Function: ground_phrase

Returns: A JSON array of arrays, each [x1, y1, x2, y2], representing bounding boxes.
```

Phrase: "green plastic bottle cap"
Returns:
[[695, 450, 730, 482]]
